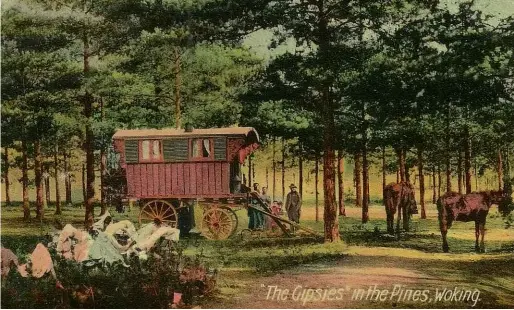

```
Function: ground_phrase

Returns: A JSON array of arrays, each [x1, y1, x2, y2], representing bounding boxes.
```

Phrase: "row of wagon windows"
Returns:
[[126, 137, 224, 163]]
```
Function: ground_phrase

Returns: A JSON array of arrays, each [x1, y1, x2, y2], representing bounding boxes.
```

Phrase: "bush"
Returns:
[[1, 241, 216, 308]]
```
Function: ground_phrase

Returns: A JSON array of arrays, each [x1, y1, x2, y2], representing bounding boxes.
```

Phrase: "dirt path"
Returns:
[[206, 246, 514, 309]]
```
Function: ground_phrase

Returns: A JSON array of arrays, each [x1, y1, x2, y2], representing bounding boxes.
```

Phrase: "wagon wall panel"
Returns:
[[128, 161, 232, 198], [184, 163, 191, 195], [158, 164, 166, 196], [215, 163, 222, 194], [222, 163, 229, 194], [202, 164, 209, 194], [197, 164, 203, 195], [133, 165, 141, 197], [165, 164, 172, 195], [141, 165, 148, 197], [177, 163, 185, 194], [152, 164, 159, 196], [189, 164, 197, 195], [171, 164, 178, 195], [126, 165, 134, 196], [147, 164, 154, 196], [208, 164, 216, 194]]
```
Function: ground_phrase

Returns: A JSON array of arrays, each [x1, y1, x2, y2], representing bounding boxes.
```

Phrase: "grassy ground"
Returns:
[[1, 201, 513, 308]]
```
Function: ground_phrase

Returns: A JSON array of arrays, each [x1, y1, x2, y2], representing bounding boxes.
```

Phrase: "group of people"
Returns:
[[248, 183, 302, 232]]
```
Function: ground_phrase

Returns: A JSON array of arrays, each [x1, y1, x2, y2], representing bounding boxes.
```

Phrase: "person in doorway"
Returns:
[[285, 183, 302, 232]]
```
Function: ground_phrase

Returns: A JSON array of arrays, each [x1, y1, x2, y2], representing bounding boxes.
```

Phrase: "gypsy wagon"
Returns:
[[111, 126, 260, 239]]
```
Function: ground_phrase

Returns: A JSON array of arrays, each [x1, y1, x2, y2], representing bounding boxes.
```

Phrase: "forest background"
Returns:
[[2, 0, 514, 241]]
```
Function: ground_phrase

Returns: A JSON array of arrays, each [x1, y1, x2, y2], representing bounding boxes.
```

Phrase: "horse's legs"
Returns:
[[396, 204, 402, 235], [402, 204, 409, 232], [386, 212, 394, 234], [441, 227, 449, 252], [439, 217, 449, 253], [479, 220, 486, 253], [474, 221, 480, 252]]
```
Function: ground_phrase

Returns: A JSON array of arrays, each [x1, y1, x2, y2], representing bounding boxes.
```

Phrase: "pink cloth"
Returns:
[[1, 247, 19, 278], [18, 243, 55, 279]]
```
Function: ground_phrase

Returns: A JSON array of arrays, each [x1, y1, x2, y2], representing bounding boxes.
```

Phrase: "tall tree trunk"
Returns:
[[174, 47, 182, 129], [83, 33, 95, 228], [315, 157, 319, 222], [354, 153, 362, 207], [318, 0, 339, 242], [464, 127, 472, 194], [362, 152, 369, 223], [266, 167, 269, 189], [248, 156, 253, 188], [272, 138, 276, 201], [397, 148, 406, 182], [474, 161, 479, 191], [501, 148, 512, 215], [21, 140, 30, 220], [432, 166, 437, 204], [437, 164, 442, 198], [417, 147, 426, 219], [82, 164, 87, 205], [498, 148, 503, 191], [445, 157, 452, 192], [252, 161, 256, 183], [100, 98, 107, 215], [397, 168, 400, 183], [445, 102, 452, 192], [382, 146, 386, 193], [337, 151, 345, 216], [64, 151, 72, 204], [299, 151, 303, 198], [403, 148, 410, 182], [44, 167, 51, 206], [361, 104, 369, 223], [281, 138, 285, 202], [3, 149, 11, 205], [34, 140, 44, 220], [457, 151, 463, 194], [100, 150, 107, 215], [54, 145, 61, 215]]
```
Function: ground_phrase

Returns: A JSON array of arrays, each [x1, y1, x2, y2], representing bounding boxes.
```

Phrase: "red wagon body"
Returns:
[[111, 127, 260, 239]]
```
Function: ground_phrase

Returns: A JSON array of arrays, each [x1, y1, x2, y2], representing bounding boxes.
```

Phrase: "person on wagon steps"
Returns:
[[285, 183, 302, 232]]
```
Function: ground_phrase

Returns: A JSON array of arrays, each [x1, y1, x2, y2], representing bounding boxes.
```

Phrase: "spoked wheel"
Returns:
[[201, 206, 238, 240], [139, 200, 178, 227]]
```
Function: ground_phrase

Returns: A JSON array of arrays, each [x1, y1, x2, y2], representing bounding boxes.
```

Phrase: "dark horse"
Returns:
[[437, 190, 505, 253], [384, 182, 418, 234]]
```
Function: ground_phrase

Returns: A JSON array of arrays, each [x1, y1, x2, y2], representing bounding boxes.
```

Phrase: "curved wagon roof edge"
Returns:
[[113, 127, 260, 142]]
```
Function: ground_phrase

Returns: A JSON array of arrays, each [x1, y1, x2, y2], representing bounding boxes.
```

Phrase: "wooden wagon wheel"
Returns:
[[139, 200, 178, 227], [200, 206, 238, 240]]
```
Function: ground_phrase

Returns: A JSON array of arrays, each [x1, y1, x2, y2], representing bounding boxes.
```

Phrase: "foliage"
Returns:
[[1, 242, 216, 308]]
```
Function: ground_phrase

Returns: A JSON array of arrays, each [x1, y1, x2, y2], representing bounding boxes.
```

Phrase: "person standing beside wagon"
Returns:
[[248, 183, 263, 230], [285, 184, 301, 232]]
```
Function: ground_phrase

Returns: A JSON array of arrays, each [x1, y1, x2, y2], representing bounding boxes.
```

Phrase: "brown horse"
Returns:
[[437, 190, 504, 253], [383, 182, 418, 234]]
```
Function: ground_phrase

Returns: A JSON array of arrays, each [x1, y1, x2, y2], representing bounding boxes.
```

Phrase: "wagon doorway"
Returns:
[[230, 159, 242, 193]]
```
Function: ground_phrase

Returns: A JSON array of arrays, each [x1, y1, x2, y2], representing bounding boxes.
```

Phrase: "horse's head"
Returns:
[[405, 183, 418, 215], [487, 190, 506, 205]]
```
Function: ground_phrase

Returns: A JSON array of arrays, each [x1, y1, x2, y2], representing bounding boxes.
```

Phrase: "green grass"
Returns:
[[2, 201, 513, 308]]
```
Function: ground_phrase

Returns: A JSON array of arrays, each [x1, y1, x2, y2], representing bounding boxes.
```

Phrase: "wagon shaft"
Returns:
[[247, 192, 323, 238]]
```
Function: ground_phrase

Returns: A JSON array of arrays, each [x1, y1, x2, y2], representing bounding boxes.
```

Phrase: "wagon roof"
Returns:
[[113, 127, 260, 141]]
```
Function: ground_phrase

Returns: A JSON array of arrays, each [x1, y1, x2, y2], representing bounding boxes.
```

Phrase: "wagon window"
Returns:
[[140, 140, 162, 162], [192, 138, 211, 158]]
